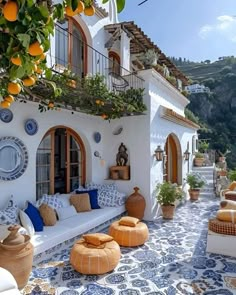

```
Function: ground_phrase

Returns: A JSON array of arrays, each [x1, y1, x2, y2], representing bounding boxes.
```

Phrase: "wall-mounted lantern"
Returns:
[[154, 145, 164, 161], [184, 149, 190, 161]]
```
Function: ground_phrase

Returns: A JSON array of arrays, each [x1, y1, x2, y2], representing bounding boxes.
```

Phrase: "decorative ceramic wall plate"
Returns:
[[0, 109, 13, 123], [112, 126, 123, 135], [94, 132, 101, 143], [25, 119, 38, 136], [0, 136, 28, 181]]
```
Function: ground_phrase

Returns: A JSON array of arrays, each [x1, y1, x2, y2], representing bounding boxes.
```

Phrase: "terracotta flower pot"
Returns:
[[189, 189, 200, 201], [161, 205, 175, 219], [194, 158, 204, 167]]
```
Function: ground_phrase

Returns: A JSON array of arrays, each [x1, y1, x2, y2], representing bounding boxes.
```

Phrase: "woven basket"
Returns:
[[209, 218, 236, 236]]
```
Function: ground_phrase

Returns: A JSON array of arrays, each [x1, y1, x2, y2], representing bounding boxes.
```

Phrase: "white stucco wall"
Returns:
[[138, 69, 198, 220]]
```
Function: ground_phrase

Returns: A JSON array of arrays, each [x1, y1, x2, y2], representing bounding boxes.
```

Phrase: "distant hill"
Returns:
[[170, 56, 236, 169], [170, 56, 236, 82]]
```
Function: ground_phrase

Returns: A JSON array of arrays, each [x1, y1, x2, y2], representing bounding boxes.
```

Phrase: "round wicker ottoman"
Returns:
[[108, 219, 149, 247], [70, 233, 120, 275]]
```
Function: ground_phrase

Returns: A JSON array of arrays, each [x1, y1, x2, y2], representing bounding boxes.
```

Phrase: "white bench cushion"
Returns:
[[31, 205, 125, 255]]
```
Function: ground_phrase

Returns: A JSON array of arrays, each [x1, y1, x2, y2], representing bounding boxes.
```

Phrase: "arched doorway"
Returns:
[[36, 126, 86, 199], [163, 133, 182, 184]]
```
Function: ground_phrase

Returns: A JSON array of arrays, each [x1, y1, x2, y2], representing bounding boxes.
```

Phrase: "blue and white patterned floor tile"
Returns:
[[22, 195, 236, 295]]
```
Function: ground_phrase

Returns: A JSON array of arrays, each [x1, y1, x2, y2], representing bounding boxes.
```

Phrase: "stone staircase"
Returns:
[[192, 165, 215, 197]]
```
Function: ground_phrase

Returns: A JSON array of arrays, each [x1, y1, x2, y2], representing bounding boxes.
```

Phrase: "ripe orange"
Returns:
[[101, 114, 108, 119], [77, 1, 84, 13], [0, 100, 11, 108], [39, 53, 46, 60], [3, 1, 18, 22], [36, 67, 43, 74], [8, 82, 21, 94], [22, 77, 36, 87], [48, 102, 54, 108], [10, 56, 21, 66], [65, 6, 77, 16], [84, 5, 95, 16], [33, 64, 38, 72], [67, 79, 76, 88], [4, 95, 14, 103], [28, 41, 44, 56], [95, 99, 100, 105]]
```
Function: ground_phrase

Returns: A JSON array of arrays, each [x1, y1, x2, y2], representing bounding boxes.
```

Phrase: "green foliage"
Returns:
[[220, 66, 232, 75], [186, 173, 206, 189], [198, 140, 209, 153], [102, 0, 125, 12], [229, 170, 236, 182], [34, 73, 146, 120], [184, 108, 199, 124], [195, 152, 204, 159], [156, 182, 183, 206]]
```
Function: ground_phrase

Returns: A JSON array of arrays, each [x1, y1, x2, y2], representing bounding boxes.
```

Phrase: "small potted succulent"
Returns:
[[156, 182, 183, 219], [139, 49, 159, 69], [186, 172, 206, 201]]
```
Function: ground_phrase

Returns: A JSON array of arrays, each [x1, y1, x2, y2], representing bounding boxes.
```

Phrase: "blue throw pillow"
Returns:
[[24, 201, 44, 232], [76, 189, 100, 209]]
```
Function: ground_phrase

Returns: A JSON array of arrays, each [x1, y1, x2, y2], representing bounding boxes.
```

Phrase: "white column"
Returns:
[[109, 0, 119, 23], [120, 30, 130, 75]]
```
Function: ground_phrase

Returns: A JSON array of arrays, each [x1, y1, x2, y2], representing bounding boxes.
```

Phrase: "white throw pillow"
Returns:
[[0, 195, 20, 225], [36, 193, 63, 209], [19, 210, 35, 237], [57, 194, 71, 208], [56, 205, 77, 221]]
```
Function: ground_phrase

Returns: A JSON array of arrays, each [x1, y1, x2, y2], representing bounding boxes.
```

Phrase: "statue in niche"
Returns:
[[116, 143, 128, 166]]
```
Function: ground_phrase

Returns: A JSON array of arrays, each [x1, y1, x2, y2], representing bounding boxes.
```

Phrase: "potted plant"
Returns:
[[198, 140, 209, 153], [186, 172, 206, 201], [194, 152, 205, 167], [156, 182, 183, 219], [138, 49, 159, 69], [229, 169, 236, 182]]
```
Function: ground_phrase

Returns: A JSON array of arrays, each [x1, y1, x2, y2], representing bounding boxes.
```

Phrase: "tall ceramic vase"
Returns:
[[0, 225, 34, 289], [125, 187, 146, 220]]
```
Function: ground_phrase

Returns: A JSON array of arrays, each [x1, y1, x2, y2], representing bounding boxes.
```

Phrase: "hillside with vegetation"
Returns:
[[170, 56, 236, 168]]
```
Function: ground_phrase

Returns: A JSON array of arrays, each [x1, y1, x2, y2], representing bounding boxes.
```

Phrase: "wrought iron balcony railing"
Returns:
[[47, 23, 144, 93]]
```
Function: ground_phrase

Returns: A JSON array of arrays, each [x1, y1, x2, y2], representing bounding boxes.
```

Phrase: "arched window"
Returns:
[[36, 127, 86, 199], [55, 18, 87, 78], [109, 51, 120, 75]]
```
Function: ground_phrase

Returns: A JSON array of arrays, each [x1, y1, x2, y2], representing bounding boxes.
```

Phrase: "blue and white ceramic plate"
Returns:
[[0, 109, 13, 123], [25, 119, 38, 136], [0, 136, 28, 181], [94, 132, 101, 143]]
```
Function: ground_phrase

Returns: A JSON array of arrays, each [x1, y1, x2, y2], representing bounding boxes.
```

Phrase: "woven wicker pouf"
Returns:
[[108, 217, 149, 247], [209, 218, 236, 235], [70, 233, 120, 275]]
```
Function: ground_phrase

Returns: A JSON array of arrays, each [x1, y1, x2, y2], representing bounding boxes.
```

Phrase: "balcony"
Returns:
[[27, 23, 146, 120]]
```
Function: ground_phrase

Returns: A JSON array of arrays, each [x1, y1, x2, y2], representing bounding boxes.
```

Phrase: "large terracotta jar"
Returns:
[[0, 225, 34, 289], [125, 187, 146, 219]]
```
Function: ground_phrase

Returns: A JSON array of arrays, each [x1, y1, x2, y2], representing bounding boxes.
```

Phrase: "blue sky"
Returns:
[[119, 0, 236, 62]]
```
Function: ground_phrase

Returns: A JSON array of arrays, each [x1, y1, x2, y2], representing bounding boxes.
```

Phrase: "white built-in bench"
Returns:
[[32, 205, 125, 258]]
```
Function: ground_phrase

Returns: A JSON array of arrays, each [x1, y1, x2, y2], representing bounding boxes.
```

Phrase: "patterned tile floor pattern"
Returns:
[[22, 195, 236, 295]]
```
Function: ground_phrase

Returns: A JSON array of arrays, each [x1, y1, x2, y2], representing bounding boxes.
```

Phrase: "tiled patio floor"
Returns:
[[22, 195, 236, 295]]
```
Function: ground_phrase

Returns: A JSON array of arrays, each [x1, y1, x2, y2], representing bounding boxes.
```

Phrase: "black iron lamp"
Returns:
[[154, 145, 164, 161], [184, 149, 190, 161]]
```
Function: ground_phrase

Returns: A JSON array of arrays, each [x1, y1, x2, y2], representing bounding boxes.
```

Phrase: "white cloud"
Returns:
[[199, 25, 213, 39], [198, 15, 236, 42]]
